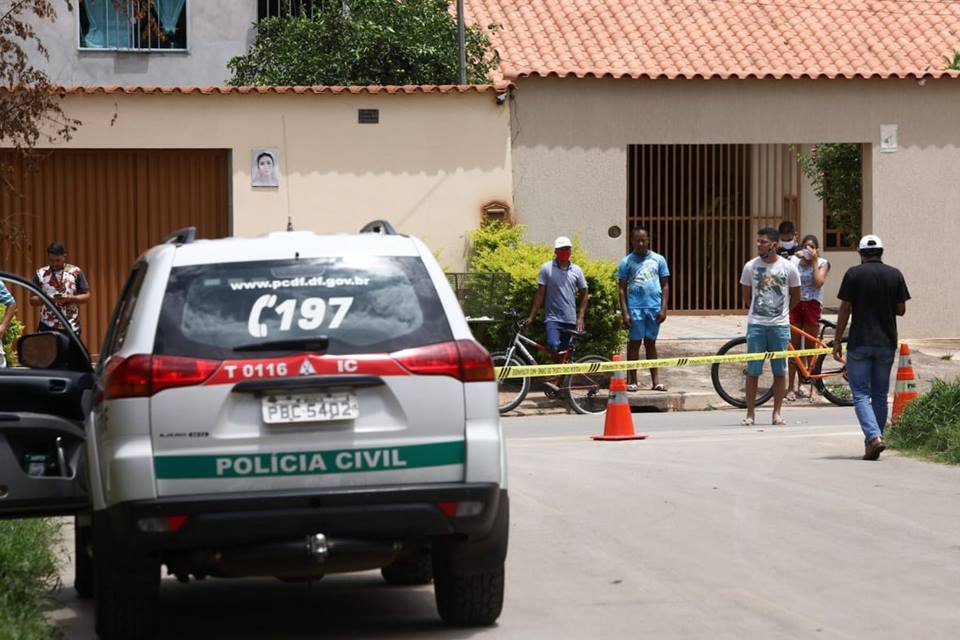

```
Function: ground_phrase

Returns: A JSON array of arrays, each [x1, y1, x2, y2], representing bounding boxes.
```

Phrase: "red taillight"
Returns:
[[456, 339, 495, 382], [103, 355, 151, 399], [392, 340, 493, 382], [151, 355, 221, 394], [103, 354, 220, 399]]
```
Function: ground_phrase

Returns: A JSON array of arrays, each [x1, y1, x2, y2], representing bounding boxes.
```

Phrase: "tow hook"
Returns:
[[307, 533, 328, 562]]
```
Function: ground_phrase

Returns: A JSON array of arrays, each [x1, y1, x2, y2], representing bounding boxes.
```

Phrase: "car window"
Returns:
[[98, 262, 148, 366], [153, 256, 452, 358]]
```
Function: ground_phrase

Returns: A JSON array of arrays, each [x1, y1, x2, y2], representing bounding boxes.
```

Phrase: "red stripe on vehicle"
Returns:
[[204, 353, 407, 385]]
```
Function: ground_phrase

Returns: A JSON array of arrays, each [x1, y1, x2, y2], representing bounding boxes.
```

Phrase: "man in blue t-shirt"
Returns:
[[617, 228, 670, 392]]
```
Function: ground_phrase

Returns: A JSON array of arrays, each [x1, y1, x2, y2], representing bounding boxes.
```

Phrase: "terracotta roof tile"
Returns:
[[466, 0, 960, 80], [55, 84, 510, 96]]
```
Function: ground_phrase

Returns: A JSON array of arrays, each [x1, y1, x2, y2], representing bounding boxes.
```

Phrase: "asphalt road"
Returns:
[[51, 407, 960, 639]]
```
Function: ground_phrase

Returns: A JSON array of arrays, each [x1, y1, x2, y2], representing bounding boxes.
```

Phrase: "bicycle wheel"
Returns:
[[491, 352, 530, 414], [813, 338, 854, 406], [710, 337, 775, 409], [564, 355, 612, 415]]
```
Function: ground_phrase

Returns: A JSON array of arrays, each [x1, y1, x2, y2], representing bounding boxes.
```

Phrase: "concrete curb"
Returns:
[[503, 391, 726, 417]]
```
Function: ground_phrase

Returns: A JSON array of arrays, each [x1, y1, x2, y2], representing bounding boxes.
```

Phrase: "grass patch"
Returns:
[[887, 378, 960, 464], [0, 519, 63, 640]]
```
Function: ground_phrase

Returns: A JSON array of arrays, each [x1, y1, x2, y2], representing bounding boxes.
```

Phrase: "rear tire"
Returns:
[[434, 562, 505, 626], [814, 338, 854, 406], [74, 519, 93, 599], [93, 519, 160, 640], [564, 355, 611, 415], [381, 549, 433, 585], [491, 352, 529, 414], [710, 337, 774, 409]]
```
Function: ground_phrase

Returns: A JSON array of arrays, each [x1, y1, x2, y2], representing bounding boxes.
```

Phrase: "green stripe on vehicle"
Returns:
[[154, 440, 465, 479]]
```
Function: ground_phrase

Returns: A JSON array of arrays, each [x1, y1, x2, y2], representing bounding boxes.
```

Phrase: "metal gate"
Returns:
[[626, 144, 800, 313], [0, 149, 230, 356]]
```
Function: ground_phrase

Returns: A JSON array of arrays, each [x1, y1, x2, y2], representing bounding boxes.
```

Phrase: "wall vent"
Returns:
[[358, 109, 380, 124]]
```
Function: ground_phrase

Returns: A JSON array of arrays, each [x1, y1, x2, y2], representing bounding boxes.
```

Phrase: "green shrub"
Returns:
[[467, 221, 625, 358], [1, 304, 24, 367], [0, 518, 63, 639], [887, 378, 960, 464]]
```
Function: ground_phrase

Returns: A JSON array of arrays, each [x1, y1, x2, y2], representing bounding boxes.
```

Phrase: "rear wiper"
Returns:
[[233, 336, 329, 352]]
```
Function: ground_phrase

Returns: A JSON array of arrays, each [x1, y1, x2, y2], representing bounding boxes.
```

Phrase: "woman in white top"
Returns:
[[787, 234, 830, 401]]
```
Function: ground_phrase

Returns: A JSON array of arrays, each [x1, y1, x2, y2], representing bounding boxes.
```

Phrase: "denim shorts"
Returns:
[[745, 323, 791, 376], [628, 308, 661, 341]]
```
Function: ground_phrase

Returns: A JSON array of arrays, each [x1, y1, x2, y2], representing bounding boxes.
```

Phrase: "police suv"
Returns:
[[0, 221, 508, 639]]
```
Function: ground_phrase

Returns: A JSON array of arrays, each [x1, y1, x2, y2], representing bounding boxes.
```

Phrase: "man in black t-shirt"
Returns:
[[833, 235, 910, 460]]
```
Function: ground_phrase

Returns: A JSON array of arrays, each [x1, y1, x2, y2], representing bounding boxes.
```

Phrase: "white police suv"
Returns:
[[0, 221, 507, 639]]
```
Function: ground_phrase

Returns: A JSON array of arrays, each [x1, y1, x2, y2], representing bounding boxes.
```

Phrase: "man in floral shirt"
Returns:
[[29, 242, 91, 337], [0, 280, 16, 367]]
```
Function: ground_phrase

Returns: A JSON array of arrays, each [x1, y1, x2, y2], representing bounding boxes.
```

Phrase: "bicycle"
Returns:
[[491, 310, 612, 415], [710, 319, 852, 408]]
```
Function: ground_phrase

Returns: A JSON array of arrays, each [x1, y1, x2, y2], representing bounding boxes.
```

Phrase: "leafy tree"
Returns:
[[794, 143, 862, 247], [228, 0, 499, 86], [1, 0, 81, 256], [0, 1, 80, 176]]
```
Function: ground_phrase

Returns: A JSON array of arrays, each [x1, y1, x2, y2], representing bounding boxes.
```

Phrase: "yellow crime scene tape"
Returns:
[[494, 346, 838, 379]]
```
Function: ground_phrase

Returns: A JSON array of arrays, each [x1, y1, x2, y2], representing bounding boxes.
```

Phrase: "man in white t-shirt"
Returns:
[[739, 227, 801, 426]]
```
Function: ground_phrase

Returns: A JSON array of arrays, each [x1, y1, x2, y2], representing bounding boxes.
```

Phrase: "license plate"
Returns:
[[261, 392, 359, 424]]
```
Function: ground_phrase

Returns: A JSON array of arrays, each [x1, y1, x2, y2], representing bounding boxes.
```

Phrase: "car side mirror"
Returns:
[[18, 333, 68, 369]]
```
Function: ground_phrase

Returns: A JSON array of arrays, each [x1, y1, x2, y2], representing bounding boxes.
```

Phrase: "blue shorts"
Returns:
[[745, 324, 791, 376], [628, 308, 660, 342]]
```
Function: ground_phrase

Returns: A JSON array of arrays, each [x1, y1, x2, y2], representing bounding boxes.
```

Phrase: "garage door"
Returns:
[[0, 149, 230, 356]]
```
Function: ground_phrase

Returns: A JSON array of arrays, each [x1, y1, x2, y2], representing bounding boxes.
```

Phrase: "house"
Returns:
[[464, 0, 958, 337], [4, 1, 512, 354]]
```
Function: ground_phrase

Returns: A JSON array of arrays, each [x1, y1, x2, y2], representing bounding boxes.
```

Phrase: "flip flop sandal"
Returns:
[[652, 384, 668, 392], [740, 417, 755, 426], [626, 384, 639, 392], [772, 416, 786, 426], [785, 392, 797, 402]]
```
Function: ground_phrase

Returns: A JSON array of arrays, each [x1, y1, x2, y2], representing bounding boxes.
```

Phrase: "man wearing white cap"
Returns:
[[833, 234, 911, 461], [524, 236, 589, 354]]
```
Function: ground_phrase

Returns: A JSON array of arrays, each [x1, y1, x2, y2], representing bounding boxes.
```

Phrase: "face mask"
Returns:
[[780, 239, 797, 251], [759, 246, 776, 258], [555, 248, 572, 262]]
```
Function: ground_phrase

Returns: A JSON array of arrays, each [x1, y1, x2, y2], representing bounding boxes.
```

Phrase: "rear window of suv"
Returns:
[[154, 256, 452, 358]]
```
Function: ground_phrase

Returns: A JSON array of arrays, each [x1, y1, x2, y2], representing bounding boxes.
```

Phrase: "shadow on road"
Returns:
[[53, 572, 495, 640]]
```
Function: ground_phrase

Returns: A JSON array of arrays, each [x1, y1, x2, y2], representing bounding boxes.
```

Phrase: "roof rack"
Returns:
[[162, 227, 196, 246], [359, 220, 397, 235]]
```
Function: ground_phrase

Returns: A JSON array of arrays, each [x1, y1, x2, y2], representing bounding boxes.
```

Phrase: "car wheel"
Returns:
[[433, 560, 505, 626], [381, 549, 433, 586], [74, 518, 93, 599], [93, 519, 160, 640]]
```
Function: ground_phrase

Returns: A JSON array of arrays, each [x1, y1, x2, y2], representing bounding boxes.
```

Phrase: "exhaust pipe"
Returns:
[[177, 534, 401, 580]]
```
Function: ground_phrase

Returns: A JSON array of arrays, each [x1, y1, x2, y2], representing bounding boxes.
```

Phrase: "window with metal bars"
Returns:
[[79, 0, 187, 50], [258, 0, 325, 19]]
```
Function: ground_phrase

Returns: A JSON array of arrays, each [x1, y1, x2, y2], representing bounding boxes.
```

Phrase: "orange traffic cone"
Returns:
[[592, 355, 648, 441], [891, 343, 919, 421]]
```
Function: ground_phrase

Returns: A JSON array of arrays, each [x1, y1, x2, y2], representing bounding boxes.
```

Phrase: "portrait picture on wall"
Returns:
[[251, 148, 281, 187]]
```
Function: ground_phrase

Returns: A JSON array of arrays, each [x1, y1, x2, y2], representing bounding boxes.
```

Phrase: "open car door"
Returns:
[[0, 273, 93, 519]]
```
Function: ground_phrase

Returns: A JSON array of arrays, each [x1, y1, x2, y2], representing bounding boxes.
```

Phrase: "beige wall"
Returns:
[[511, 77, 958, 337], [47, 91, 511, 270]]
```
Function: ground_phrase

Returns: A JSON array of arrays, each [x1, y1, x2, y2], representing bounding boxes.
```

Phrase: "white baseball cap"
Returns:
[[858, 234, 884, 251], [554, 236, 572, 249]]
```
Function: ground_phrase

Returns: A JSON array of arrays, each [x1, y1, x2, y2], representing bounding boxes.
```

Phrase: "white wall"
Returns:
[[27, 1, 255, 86], [511, 76, 959, 337]]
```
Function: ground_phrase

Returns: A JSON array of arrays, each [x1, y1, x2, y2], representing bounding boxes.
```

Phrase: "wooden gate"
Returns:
[[626, 144, 800, 313], [0, 149, 230, 356]]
